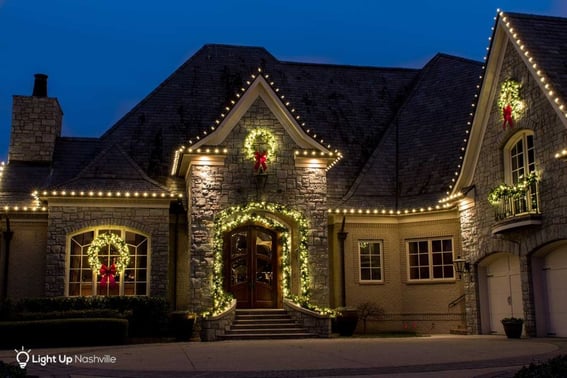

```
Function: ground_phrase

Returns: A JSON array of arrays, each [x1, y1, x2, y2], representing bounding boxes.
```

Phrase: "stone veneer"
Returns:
[[9, 96, 62, 162], [45, 203, 170, 297], [459, 40, 567, 335], [187, 98, 329, 312]]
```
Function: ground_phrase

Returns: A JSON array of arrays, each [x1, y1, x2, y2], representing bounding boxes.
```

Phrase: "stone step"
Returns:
[[221, 308, 316, 340]]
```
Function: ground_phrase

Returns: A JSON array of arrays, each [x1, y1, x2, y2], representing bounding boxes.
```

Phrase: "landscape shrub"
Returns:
[[0, 318, 128, 348], [514, 355, 567, 377], [0, 296, 169, 337]]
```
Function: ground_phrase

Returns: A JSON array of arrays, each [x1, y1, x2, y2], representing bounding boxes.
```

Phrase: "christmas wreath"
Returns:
[[87, 233, 130, 286], [243, 128, 277, 173], [497, 80, 525, 129]]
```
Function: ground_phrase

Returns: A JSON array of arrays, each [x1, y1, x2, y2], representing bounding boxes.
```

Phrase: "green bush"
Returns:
[[0, 318, 128, 348], [0, 296, 169, 337], [515, 355, 567, 377]]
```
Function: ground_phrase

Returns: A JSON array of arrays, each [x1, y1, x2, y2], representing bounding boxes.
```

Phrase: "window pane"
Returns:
[[433, 266, 443, 278], [359, 241, 382, 281]]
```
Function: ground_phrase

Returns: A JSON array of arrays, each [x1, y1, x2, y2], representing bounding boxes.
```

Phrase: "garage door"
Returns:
[[486, 254, 523, 334], [544, 249, 567, 336]]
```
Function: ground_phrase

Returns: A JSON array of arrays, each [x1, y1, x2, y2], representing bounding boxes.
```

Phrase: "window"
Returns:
[[503, 131, 538, 215], [67, 228, 149, 296], [507, 132, 535, 185], [408, 238, 454, 281], [358, 241, 383, 282]]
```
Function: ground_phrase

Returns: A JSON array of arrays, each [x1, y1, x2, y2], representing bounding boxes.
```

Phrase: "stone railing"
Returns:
[[199, 299, 237, 341], [283, 299, 332, 337]]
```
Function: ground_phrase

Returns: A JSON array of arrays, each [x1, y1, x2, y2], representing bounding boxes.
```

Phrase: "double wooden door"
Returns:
[[224, 226, 278, 308]]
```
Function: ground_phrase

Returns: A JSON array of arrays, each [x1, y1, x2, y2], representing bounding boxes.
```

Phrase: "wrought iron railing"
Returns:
[[493, 181, 540, 221]]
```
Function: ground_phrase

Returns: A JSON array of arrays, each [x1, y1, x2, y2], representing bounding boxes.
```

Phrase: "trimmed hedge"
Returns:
[[0, 318, 128, 348], [0, 296, 169, 337]]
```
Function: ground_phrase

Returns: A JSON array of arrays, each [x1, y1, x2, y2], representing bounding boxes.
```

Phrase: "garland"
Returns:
[[243, 128, 277, 172], [87, 233, 130, 272], [497, 80, 525, 128], [488, 172, 539, 206], [207, 202, 310, 316]]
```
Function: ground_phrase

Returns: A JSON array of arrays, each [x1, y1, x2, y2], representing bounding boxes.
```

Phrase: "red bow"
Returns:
[[254, 151, 268, 172], [99, 263, 117, 287], [502, 104, 514, 129]]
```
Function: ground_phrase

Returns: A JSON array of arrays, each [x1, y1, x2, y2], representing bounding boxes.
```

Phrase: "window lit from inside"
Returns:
[[359, 241, 383, 282], [68, 229, 149, 296], [408, 239, 454, 280]]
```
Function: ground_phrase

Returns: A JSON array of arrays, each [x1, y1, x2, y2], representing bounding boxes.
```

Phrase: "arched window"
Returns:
[[505, 131, 535, 185], [503, 130, 538, 215], [67, 228, 149, 296]]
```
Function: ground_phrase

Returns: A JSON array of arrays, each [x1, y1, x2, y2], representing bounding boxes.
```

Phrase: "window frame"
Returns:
[[357, 240, 384, 284], [504, 130, 535, 185], [406, 237, 455, 282], [65, 227, 151, 297]]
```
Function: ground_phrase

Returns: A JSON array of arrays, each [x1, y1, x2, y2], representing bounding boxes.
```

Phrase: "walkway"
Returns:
[[1, 335, 565, 377]]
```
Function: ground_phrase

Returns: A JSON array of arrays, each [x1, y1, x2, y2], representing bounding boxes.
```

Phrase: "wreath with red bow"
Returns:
[[243, 128, 277, 173], [87, 233, 130, 287]]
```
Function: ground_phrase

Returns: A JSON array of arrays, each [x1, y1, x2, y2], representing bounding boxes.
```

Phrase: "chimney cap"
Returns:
[[32, 73, 48, 97]]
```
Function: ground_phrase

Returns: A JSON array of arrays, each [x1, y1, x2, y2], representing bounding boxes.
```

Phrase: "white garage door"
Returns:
[[486, 254, 523, 334], [544, 249, 567, 336]]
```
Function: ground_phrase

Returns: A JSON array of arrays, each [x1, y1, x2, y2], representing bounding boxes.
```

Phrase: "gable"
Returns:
[[453, 11, 567, 198], [173, 74, 337, 177]]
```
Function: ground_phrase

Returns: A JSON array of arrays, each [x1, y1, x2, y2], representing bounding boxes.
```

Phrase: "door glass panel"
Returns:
[[231, 232, 248, 259], [256, 231, 272, 259], [232, 258, 248, 285], [256, 259, 273, 284]]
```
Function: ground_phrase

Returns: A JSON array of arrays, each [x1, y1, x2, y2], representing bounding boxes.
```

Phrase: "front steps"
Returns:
[[221, 308, 317, 340]]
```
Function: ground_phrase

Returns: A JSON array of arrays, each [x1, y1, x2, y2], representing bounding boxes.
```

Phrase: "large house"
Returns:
[[0, 10, 565, 338]]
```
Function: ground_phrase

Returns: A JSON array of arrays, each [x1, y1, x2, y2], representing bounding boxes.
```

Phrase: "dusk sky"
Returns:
[[1, 1, 565, 160]]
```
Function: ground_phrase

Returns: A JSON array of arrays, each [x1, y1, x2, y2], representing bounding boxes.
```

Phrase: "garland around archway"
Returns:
[[208, 202, 310, 316]]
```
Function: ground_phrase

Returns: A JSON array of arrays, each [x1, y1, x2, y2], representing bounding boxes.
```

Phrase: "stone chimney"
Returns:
[[8, 74, 63, 163]]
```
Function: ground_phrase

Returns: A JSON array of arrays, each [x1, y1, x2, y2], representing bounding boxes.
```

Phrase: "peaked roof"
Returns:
[[2, 43, 486, 210], [453, 11, 567, 196]]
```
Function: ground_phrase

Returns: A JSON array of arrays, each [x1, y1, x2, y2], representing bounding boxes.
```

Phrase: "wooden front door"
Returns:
[[224, 226, 277, 308]]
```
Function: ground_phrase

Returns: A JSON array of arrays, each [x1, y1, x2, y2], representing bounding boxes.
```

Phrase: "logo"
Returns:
[[14, 346, 31, 369]]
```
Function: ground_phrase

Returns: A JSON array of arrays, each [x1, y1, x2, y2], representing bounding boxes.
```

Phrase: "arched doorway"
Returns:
[[223, 225, 279, 308]]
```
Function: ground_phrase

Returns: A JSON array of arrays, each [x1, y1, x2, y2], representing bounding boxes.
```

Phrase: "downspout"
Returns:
[[172, 199, 182, 310], [337, 216, 348, 307], [1, 216, 13, 300]]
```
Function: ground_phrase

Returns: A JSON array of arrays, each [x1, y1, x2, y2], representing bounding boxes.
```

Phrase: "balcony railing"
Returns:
[[493, 181, 540, 221]]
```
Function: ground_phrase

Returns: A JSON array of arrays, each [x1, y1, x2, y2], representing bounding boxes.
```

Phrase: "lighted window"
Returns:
[[358, 241, 383, 282], [504, 131, 538, 214], [407, 238, 454, 281], [67, 228, 149, 296], [507, 132, 535, 185]]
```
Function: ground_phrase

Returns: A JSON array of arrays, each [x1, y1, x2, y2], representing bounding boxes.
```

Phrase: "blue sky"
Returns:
[[0, 1, 565, 160]]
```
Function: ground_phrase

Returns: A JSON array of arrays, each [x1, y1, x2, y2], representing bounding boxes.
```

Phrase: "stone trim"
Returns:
[[199, 299, 237, 341], [283, 299, 331, 338]]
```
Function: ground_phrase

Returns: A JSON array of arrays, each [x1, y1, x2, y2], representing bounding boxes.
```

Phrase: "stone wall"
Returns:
[[45, 202, 170, 297], [187, 97, 329, 312], [9, 96, 62, 162], [459, 40, 567, 335]]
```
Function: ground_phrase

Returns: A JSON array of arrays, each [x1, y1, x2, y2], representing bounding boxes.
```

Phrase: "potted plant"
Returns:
[[501, 317, 523, 339], [334, 307, 359, 336], [169, 311, 196, 341]]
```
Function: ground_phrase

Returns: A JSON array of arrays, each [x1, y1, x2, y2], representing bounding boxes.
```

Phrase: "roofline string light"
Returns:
[[438, 9, 498, 206], [171, 67, 343, 174], [328, 203, 454, 216], [500, 11, 567, 121], [33, 190, 182, 199]]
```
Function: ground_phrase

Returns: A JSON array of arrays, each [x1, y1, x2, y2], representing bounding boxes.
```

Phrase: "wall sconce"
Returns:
[[453, 256, 470, 279]]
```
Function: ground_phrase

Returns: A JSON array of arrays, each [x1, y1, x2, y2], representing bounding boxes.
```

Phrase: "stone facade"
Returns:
[[45, 201, 170, 297], [187, 98, 329, 312], [9, 95, 62, 163], [459, 40, 567, 335]]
